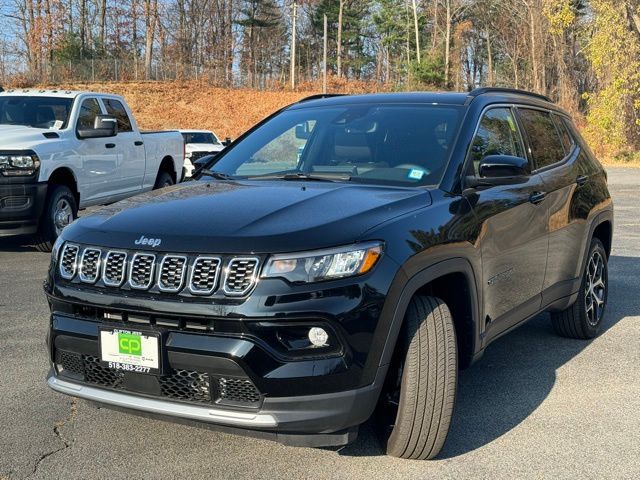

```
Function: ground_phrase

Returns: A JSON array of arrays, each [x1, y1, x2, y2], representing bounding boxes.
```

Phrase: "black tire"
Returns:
[[33, 184, 78, 253], [154, 170, 174, 189], [551, 238, 608, 339], [382, 296, 458, 460]]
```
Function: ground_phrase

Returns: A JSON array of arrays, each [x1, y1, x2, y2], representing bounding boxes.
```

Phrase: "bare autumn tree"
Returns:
[[144, 0, 158, 79]]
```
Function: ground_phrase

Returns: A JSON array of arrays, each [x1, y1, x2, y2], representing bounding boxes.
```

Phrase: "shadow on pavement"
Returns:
[[339, 254, 636, 459], [0, 235, 39, 253]]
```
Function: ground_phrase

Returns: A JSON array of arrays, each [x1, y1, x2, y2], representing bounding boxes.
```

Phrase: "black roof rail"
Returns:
[[297, 94, 347, 103], [468, 87, 552, 103]]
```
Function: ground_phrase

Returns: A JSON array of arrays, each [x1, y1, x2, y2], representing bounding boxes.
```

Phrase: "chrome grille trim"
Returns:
[[158, 255, 188, 293], [189, 257, 222, 295], [128, 253, 156, 290], [78, 248, 102, 283], [223, 257, 260, 296], [102, 251, 128, 287], [59, 244, 79, 280]]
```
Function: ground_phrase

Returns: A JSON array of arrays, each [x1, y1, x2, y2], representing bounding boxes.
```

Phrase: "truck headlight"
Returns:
[[0, 151, 41, 176], [262, 242, 383, 283]]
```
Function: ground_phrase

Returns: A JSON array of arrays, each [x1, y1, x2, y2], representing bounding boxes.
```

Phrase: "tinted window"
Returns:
[[211, 104, 464, 186], [0, 96, 73, 129], [103, 99, 132, 132], [77, 98, 101, 130], [470, 108, 525, 176], [518, 109, 566, 169], [552, 114, 574, 154], [182, 132, 218, 144]]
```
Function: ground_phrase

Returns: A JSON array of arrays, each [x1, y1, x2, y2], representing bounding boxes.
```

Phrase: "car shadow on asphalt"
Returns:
[[0, 235, 40, 253], [338, 254, 635, 459]]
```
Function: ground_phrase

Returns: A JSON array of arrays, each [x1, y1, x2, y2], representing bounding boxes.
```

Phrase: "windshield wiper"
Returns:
[[199, 170, 234, 181], [248, 172, 351, 182]]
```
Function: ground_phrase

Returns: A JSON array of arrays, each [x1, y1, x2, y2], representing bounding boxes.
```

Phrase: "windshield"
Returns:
[[209, 103, 463, 187], [0, 96, 74, 129], [182, 132, 219, 145]]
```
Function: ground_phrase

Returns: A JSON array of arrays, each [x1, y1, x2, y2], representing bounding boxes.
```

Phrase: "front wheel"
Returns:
[[551, 238, 608, 339], [33, 185, 78, 252], [379, 296, 458, 460]]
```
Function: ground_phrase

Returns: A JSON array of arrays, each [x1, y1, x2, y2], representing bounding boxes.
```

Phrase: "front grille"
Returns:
[[217, 377, 261, 405], [79, 248, 102, 283], [158, 256, 187, 292], [59, 244, 262, 297], [57, 353, 213, 405], [103, 251, 127, 287], [224, 258, 260, 296], [59, 244, 79, 279], [129, 253, 156, 290], [189, 257, 221, 295]]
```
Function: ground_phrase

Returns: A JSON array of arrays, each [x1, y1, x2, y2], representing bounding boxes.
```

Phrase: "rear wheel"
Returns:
[[551, 238, 608, 339], [33, 184, 77, 252], [378, 296, 458, 460], [154, 171, 174, 189]]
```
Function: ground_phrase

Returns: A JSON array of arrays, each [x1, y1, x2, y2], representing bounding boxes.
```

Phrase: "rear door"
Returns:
[[102, 98, 146, 193], [465, 107, 549, 339], [516, 108, 592, 304]]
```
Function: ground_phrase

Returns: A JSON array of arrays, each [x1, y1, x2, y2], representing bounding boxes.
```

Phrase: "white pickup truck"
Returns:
[[0, 89, 184, 251]]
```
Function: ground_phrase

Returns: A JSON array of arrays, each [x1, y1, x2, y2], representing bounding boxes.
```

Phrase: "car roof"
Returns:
[[0, 89, 122, 100]]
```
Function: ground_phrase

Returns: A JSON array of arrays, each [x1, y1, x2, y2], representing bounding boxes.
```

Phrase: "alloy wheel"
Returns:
[[585, 251, 606, 326], [53, 198, 73, 236]]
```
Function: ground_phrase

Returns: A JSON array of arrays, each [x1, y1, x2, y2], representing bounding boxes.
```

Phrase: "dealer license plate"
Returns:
[[99, 328, 160, 374]]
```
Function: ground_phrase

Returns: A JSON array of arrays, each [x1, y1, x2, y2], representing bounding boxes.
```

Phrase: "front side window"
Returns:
[[103, 99, 132, 132], [518, 108, 566, 169], [76, 98, 102, 130], [0, 96, 73, 129], [211, 104, 463, 187], [469, 108, 526, 176]]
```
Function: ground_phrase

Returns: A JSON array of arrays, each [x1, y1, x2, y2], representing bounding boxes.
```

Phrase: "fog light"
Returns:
[[308, 327, 329, 347]]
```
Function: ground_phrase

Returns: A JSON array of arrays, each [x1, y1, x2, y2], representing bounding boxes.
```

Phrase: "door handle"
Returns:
[[529, 191, 546, 205], [134, 141, 144, 146], [105, 143, 116, 149], [576, 175, 588, 187]]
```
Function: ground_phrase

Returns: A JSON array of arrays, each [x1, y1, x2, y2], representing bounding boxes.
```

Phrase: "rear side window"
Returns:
[[77, 98, 101, 130], [518, 108, 566, 169], [552, 115, 575, 154], [103, 99, 133, 132], [469, 108, 526, 176]]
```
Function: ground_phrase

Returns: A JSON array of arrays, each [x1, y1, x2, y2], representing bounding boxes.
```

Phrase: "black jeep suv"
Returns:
[[45, 88, 613, 460]]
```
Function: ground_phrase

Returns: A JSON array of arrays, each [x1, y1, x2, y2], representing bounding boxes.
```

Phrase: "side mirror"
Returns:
[[193, 154, 218, 170], [479, 155, 530, 178], [221, 137, 232, 147], [77, 114, 118, 139], [295, 122, 312, 140]]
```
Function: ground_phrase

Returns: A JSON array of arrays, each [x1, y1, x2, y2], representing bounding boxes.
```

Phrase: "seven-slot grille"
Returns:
[[224, 258, 260, 296], [158, 256, 187, 292], [79, 248, 102, 283], [59, 244, 79, 279], [57, 244, 260, 297], [129, 253, 156, 289], [103, 251, 127, 286], [189, 257, 221, 295]]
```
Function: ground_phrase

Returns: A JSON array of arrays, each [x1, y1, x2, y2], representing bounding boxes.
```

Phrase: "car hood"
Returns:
[[64, 180, 432, 253], [0, 125, 59, 150], [186, 143, 224, 153]]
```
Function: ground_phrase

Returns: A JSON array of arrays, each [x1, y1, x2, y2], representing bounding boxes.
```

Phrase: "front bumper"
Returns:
[[0, 176, 47, 236]]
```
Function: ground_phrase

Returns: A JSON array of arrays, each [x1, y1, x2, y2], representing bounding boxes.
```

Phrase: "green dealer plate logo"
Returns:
[[118, 332, 142, 356]]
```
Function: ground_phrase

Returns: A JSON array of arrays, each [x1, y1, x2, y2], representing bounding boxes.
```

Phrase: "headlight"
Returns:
[[0, 151, 41, 176], [262, 242, 383, 283]]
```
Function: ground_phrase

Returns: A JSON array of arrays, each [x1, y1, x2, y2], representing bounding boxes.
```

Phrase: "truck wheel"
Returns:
[[33, 185, 78, 253], [551, 238, 608, 339], [154, 171, 174, 189], [380, 296, 458, 460]]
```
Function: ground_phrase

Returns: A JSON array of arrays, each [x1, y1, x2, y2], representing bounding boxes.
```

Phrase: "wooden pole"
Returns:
[[412, 0, 421, 63], [337, 0, 343, 77], [290, 1, 297, 90], [323, 14, 328, 93]]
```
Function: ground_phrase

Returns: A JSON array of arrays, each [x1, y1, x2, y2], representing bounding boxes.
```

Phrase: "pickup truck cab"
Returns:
[[0, 90, 184, 250]]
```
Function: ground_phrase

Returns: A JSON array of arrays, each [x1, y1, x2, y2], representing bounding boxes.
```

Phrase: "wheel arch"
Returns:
[[378, 257, 482, 371], [47, 167, 80, 206], [157, 156, 177, 183]]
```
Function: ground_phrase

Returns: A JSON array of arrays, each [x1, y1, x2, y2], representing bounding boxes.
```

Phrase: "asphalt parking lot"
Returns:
[[1, 168, 638, 480]]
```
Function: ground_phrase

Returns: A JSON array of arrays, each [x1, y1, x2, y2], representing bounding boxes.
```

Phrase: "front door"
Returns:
[[465, 107, 549, 339]]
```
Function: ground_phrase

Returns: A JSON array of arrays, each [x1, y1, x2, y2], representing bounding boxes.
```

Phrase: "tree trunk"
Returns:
[[144, 0, 157, 80], [337, 0, 344, 77], [412, 0, 420, 63], [486, 26, 493, 86], [444, 0, 451, 87], [432, 0, 438, 49], [99, 0, 106, 49]]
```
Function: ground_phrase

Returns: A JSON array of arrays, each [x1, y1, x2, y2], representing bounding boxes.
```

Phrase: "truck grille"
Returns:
[[103, 251, 127, 287], [158, 256, 187, 292], [224, 258, 260, 296], [79, 248, 102, 283], [129, 253, 156, 290], [189, 257, 221, 295], [59, 244, 79, 279], [57, 244, 261, 297]]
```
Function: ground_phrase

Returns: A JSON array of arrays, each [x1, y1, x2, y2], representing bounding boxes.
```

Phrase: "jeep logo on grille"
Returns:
[[134, 235, 162, 248]]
